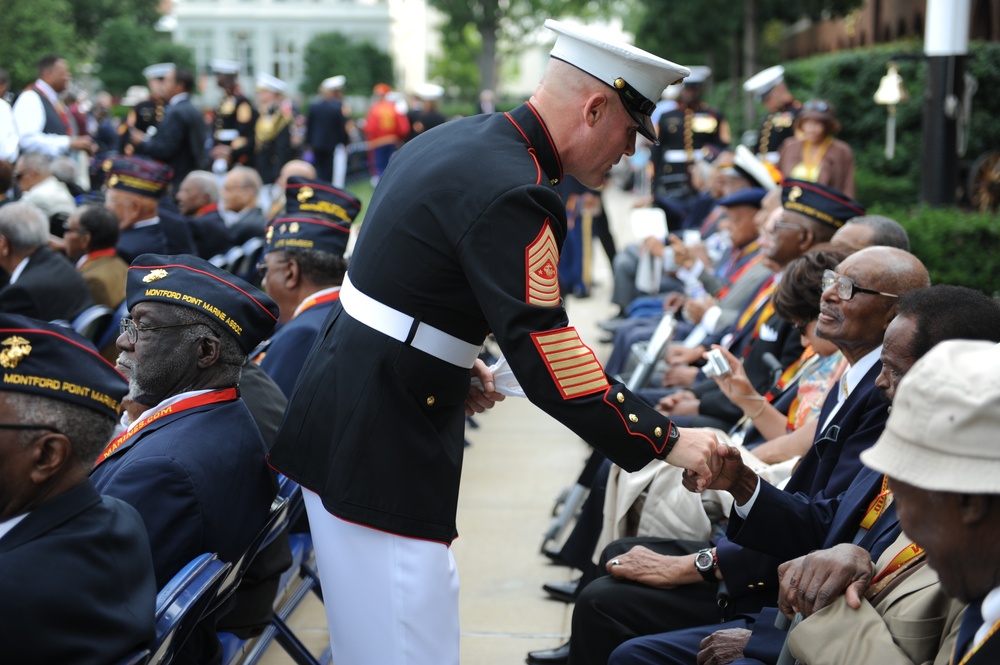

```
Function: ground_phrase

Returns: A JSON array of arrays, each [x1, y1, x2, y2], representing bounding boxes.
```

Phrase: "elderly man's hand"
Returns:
[[606, 546, 703, 588], [668, 344, 706, 366], [666, 427, 723, 491], [662, 365, 700, 388], [682, 295, 715, 324], [682, 443, 757, 502], [696, 628, 752, 665], [642, 235, 667, 258], [777, 543, 874, 619]]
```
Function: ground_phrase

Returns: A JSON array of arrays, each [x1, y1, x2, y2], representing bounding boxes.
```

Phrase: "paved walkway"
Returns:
[[260, 183, 643, 664]]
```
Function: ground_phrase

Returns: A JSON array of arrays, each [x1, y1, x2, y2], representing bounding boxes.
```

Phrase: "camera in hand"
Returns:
[[702, 348, 732, 378]]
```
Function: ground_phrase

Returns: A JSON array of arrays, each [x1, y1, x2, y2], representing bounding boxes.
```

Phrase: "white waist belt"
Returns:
[[663, 149, 692, 163], [340, 274, 481, 369]]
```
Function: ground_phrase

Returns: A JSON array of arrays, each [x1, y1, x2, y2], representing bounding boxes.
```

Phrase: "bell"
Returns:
[[874, 64, 908, 106]]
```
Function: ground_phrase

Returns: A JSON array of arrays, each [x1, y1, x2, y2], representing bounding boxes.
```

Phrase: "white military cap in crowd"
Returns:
[[256, 73, 287, 94], [416, 83, 445, 101], [544, 18, 689, 144], [744, 65, 785, 101], [211, 59, 241, 75], [730, 145, 780, 191], [321, 75, 346, 91], [142, 63, 175, 81], [683, 66, 712, 85], [121, 86, 150, 107], [861, 340, 1000, 494]]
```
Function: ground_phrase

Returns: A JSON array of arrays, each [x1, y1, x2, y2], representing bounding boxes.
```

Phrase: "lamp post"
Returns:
[[874, 63, 907, 160], [920, 0, 971, 206]]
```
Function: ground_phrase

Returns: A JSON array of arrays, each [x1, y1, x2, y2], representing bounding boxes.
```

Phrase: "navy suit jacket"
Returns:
[[306, 98, 349, 152], [136, 97, 206, 187], [188, 208, 234, 260], [90, 397, 278, 588], [0, 247, 93, 321], [0, 481, 156, 662], [258, 299, 337, 397], [716, 359, 889, 608]]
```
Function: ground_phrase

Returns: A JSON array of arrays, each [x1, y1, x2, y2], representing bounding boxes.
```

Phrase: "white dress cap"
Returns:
[[743, 65, 785, 100], [321, 75, 346, 91], [732, 145, 780, 191], [256, 73, 287, 94], [683, 66, 712, 85], [142, 63, 175, 81], [211, 59, 241, 75], [545, 19, 690, 144], [415, 83, 445, 101]]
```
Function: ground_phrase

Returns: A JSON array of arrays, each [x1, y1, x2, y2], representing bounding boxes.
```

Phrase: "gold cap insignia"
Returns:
[[143, 269, 169, 283], [102, 159, 114, 172], [279, 224, 287, 234], [0, 336, 32, 369], [265, 226, 274, 243], [614, 78, 625, 89], [289, 222, 300, 233], [108, 174, 119, 187], [297, 186, 314, 203], [788, 186, 803, 202]]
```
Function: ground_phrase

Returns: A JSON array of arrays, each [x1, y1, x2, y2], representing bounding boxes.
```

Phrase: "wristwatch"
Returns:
[[694, 548, 718, 583]]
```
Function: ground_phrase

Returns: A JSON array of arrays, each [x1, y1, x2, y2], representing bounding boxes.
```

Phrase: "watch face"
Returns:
[[695, 550, 713, 570]]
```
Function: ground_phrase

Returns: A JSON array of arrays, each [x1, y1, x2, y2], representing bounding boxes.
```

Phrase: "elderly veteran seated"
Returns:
[[254, 176, 361, 396], [64, 203, 129, 309], [103, 157, 196, 263], [0, 202, 92, 321], [0, 314, 156, 663], [90, 253, 280, 662], [860, 340, 1000, 665]]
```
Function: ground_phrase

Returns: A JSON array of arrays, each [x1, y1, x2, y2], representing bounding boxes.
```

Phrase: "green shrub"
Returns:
[[871, 204, 1000, 294]]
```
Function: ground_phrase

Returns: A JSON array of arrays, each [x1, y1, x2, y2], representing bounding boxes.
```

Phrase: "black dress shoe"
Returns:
[[542, 548, 572, 567], [542, 578, 580, 603], [526, 642, 570, 664]]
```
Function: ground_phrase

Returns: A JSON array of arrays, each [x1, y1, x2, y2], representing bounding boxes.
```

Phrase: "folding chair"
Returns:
[[540, 314, 677, 553], [72, 304, 114, 342], [151, 553, 231, 665], [96, 300, 130, 350], [233, 237, 266, 282]]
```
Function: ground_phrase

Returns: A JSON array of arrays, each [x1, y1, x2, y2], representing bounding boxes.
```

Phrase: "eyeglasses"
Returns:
[[793, 319, 814, 335], [62, 222, 85, 235], [0, 423, 63, 434], [12, 172, 23, 180], [821, 270, 899, 301], [119, 317, 203, 345], [771, 220, 804, 233], [803, 100, 831, 113], [256, 258, 288, 278]]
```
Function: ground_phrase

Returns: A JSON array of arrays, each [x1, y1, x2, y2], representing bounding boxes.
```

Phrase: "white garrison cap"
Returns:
[[321, 75, 346, 91], [142, 63, 175, 81], [256, 73, 287, 94], [415, 83, 445, 100], [683, 66, 712, 85], [545, 18, 689, 145], [744, 65, 785, 101], [211, 59, 241, 75], [862, 340, 1000, 494], [731, 145, 780, 191]]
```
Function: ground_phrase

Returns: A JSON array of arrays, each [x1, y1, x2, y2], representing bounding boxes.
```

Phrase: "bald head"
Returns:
[[859, 246, 929, 295], [276, 160, 317, 189]]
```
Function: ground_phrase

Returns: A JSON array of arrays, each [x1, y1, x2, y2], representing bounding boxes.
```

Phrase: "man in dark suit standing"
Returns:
[[0, 202, 92, 322], [0, 314, 156, 664], [131, 67, 206, 190], [306, 75, 350, 186]]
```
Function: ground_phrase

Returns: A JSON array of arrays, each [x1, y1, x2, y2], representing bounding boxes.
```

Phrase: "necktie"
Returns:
[[954, 600, 984, 663]]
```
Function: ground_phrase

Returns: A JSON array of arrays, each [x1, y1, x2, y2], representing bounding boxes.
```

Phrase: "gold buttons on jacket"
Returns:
[[654, 427, 663, 437], [628, 414, 638, 423], [426, 396, 436, 406], [617, 392, 625, 403]]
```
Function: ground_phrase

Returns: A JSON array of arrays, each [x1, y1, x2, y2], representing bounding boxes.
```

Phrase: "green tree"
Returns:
[[300, 33, 394, 98], [94, 18, 195, 95], [0, 0, 77, 89], [428, 24, 482, 101], [71, 0, 161, 42]]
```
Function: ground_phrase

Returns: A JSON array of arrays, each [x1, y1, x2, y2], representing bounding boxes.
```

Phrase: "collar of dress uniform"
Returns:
[[504, 103, 564, 186]]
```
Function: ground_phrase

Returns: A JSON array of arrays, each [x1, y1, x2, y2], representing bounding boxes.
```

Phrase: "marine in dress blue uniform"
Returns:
[[0, 315, 156, 664], [743, 65, 800, 164], [268, 19, 721, 665], [255, 176, 360, 396]]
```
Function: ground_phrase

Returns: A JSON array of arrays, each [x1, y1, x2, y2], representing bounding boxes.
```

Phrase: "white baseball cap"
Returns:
[[861, 340, 1000, 494], [545, 19, 689, 145]]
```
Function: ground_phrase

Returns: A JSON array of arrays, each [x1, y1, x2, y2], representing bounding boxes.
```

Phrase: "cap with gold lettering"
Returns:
[[781, 179, 865, 229], [126, 254, 279, 353], [268, 177, 360, 258], [104, 157, 173, 199], [0, 314, 127, 419]]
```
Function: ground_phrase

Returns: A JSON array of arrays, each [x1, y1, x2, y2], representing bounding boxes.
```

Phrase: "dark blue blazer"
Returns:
[[258, 299, 337, 397], [0, 481, 156, 663], [0, 247, 93, 321], [135, 97, 206, 187], [716, 359, 889, 607], [188, 208, 234, 260], [117, 212, 197, 265], [306, 98, 349, 152], [90, 397, 278, 588]]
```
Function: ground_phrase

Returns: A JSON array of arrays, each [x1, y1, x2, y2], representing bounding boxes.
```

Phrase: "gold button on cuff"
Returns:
[[617, 392, 625, 403], [628, 414, 638, 423], [426, 396, 436, 406], [654, 427, 663, 437]]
